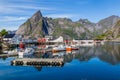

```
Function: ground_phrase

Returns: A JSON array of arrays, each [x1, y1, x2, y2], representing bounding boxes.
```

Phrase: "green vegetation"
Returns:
[[52, 26, 62, 36], [52, 26, 78, 39], [63, 28, 78, 39], [74, 23, 84, 27], [115, 20, 120, 27], [94, 34, 106, 39], [80, 32, 87, 39], [104, 30, 112, 36], [0, 41, 2, 45], [0, 29, 8, 37]]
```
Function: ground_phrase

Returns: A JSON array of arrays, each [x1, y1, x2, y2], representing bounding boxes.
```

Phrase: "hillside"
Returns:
[[95, 20, 120, 40], [16, 10, 120, 40], [95, 15, 120, 34], [16, 10, 95, 39], [16, 10, 49, 38]]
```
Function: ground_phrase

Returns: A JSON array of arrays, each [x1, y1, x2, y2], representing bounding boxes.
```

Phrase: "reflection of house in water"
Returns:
[[10, 43, 120, 72]]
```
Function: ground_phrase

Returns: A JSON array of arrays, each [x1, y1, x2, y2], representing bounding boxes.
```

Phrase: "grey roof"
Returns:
[[4, 34, 15, 38]]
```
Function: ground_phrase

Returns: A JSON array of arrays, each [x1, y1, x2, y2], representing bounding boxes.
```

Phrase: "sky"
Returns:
[[0, 0, 120, 31]]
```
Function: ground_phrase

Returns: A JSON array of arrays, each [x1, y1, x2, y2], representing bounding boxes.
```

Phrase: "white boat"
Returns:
[[48, 36, 64, 43], [52, 44, 66, 53], [3, 50, 9, 54], [3, 49, 17, 54], [52, 52, 65, 57], [18, 48, 35, 57]]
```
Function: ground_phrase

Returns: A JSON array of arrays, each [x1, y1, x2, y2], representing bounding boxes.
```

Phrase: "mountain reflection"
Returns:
[[1, 42, 120, 72], [64, 42, 120, 65]]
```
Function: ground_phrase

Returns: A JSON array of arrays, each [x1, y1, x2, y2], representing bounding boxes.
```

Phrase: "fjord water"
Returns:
[[0, 42, 120, 80]]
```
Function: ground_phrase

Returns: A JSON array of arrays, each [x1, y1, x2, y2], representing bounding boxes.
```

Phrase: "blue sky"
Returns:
[[0, 0, 120, 30]]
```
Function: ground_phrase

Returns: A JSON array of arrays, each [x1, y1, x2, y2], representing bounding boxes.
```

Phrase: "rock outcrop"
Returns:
[[16, 10, 120, 40], [16, 10, 95, 39], [16, 10, 49, 38]]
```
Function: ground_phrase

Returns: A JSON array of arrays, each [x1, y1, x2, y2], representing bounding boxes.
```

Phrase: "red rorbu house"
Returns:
[[64, 40, 75, 45], [37, 38, 46, 49]]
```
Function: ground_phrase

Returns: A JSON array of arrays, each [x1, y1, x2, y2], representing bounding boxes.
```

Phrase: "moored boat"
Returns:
[[52, 44, 66, 53], [18, 48, 35, 58]]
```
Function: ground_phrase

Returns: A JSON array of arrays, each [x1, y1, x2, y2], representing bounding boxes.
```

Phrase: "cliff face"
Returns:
[[46, 18, 95, 39], [16, 10, 49, 38], [96, 20, 120, 40], [16, 10, 95, 39], [105, 20, 120, 40], [96, 15, 120, 34], [16, 10, 120, 40]]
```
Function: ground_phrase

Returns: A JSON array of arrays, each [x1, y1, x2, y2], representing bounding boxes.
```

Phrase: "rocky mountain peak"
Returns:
[[16, 10, 49, 38], [78, 19, 92, 25], [30, 10, 42, 23], [95, 15, 120, 34], [16, 10, 120, 40], [98, 15, 120, 24], [108, 15, 119, 19]]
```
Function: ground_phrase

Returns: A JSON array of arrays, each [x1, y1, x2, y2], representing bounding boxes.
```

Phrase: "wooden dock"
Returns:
[[35, 48, 78, 54], [11, 58, 64, 67], [0, 53, 18, 58]]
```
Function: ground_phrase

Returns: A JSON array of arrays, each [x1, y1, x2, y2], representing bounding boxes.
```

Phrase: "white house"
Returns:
[[3, 34, 15, 42]]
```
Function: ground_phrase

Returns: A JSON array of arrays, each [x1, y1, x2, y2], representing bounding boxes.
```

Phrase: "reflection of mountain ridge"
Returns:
[[5, 43, 120, 72], [64, 43, 120, 65], [100, 43, 120, 65]]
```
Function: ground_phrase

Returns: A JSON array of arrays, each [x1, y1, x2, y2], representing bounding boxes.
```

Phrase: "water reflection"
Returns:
[[67, 42, 120, 65], [1, 42, 120, 72], [44, 42, 120, 65], [34, 66, 42, 71], [19, 42, 120, 68]]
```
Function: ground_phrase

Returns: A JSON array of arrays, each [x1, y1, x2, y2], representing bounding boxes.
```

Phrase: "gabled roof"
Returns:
[[4, 34, 15, 38]]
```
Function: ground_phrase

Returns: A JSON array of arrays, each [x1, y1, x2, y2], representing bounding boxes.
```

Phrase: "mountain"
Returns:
[[16, 10, 95, 39], [96, 15, 120, 34], [16, 10, 49, 38], [16, 10, 120, 40], [102, 20, 120, 40], [46, 18, 95, 39]]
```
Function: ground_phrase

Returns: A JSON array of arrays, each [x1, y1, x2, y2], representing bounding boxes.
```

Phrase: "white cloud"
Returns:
[[45, 14, 78, 18], [8, 5, 56, 10], [0, 2, 56, 14], [0, 26, 19, 31], [0, 16, 28, 22], [0, 7, 24, 14]]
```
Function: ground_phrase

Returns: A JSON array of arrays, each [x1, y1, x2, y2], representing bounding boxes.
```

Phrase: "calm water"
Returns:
[[0, 42, 120, 80]]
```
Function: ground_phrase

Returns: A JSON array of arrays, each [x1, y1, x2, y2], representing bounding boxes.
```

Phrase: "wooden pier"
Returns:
[[35, 48, 78, 54], [11, 58, 64, 67]]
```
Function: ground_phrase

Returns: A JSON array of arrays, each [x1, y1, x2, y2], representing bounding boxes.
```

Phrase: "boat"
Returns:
[[48, 36, 64, 43], [66, 45, 78, 51], [3, 49, 17, 54], [18, 48, 35, 58], [52, 52, 65, 58], [3, 50, 8, 54], [52, 44, 66, 53]]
